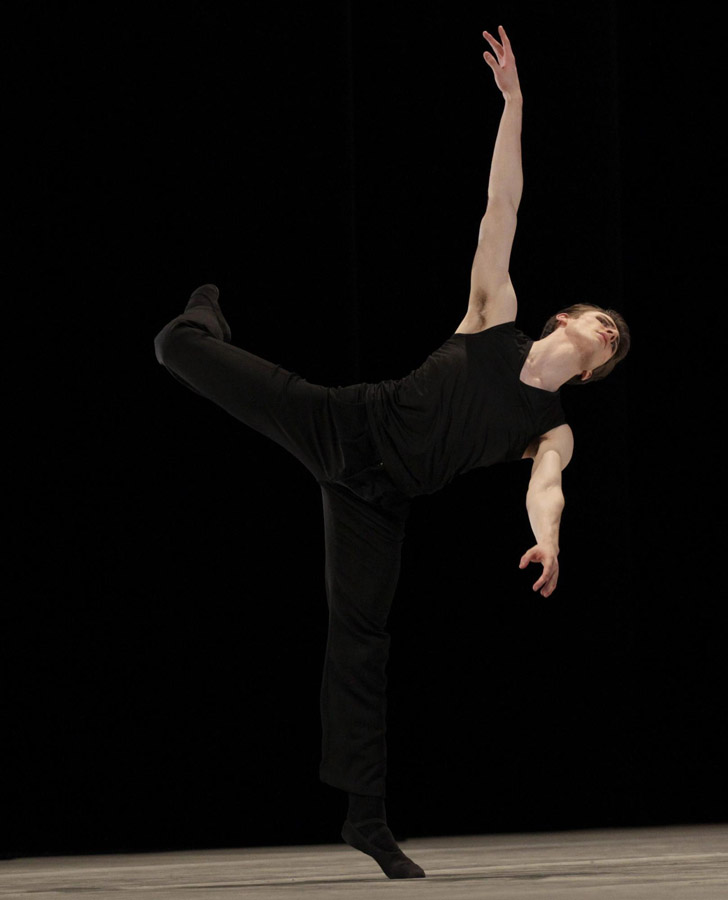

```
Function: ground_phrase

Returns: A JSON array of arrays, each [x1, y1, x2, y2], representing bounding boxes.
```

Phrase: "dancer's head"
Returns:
[[540, 303, 630, 385]]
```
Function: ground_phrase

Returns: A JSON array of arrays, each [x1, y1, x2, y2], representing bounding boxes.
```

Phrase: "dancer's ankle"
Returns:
[[347, 792, 386, 825]]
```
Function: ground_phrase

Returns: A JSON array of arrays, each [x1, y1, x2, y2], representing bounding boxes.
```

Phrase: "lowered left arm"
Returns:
[[519, 426, 573, 597]]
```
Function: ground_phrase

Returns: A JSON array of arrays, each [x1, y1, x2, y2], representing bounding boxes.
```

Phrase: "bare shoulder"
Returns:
[[455, 277, 518, 334], [521, 424, 574, 467]]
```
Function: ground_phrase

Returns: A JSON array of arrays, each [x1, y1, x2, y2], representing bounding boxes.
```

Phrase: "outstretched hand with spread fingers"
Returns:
[[482, 25, 522, 98]]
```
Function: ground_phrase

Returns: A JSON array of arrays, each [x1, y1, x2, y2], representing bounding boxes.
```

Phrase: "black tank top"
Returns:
[[364, 322, 567, 497]]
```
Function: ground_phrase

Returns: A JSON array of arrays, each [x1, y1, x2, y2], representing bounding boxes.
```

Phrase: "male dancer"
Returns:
[[154, 26, 630, 879]]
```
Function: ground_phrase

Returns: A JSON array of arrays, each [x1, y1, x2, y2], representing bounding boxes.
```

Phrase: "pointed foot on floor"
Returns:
[[342, 818, 426, 879]]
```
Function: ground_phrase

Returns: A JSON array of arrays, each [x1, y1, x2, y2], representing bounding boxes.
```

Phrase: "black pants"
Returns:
[[154, 304, 411, 797]]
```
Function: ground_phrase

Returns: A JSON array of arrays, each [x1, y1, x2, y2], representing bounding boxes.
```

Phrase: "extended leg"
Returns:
[[153, 285, 340, 480]]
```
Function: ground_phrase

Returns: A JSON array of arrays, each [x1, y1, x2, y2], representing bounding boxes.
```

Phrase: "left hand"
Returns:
[[519, 544, 559, 597]]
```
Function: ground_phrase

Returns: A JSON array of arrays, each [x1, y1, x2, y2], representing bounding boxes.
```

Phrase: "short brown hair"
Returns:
[[540, 303, 631, 385]]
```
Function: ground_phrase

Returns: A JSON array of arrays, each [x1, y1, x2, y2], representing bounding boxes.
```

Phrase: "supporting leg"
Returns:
[[318, 482, 408, 796], [318, 483, 425, 879]]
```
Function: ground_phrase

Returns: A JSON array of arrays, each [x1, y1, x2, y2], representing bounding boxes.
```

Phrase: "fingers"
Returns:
[[483, 30, 504, 62], [537, 562, 559, 597], [519, 549, 536, 569], [483, 25, 511, 60], [534, 571, 554, 595], [540, 568, 559, 597], [521, 552, 558, 596], [520, 547, 544, 570], [532, 565, 550, 592]]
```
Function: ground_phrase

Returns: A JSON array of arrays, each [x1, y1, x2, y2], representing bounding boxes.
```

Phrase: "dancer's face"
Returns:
[[557, 310, 619, 380]]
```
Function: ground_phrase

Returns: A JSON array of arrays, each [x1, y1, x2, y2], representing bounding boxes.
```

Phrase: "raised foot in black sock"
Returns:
[[342, 818, 426, 879], [185, 284, 231, 342]]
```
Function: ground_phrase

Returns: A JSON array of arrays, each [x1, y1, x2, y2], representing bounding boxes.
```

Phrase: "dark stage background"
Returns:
[[8, 1, 724, 858]]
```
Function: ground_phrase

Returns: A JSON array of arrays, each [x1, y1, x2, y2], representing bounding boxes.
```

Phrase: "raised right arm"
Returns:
[[458, 27, 522, 333]]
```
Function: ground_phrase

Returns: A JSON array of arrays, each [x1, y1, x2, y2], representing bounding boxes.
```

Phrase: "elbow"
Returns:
[[484, 194, 519, 216]]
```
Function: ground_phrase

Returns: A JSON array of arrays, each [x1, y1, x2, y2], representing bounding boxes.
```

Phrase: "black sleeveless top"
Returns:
[[363, 322, 567, 498]]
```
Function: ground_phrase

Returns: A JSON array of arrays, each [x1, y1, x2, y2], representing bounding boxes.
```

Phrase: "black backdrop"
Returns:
[[8, 1, 725, 857]]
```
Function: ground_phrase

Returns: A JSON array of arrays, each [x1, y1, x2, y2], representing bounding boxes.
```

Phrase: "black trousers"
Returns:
[[154, 304, 411, 797]]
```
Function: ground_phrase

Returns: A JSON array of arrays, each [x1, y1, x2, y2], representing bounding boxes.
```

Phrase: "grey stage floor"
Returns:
[[1, 823, 727, 899]]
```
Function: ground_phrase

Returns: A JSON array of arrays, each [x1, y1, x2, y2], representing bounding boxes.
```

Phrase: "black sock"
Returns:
[[341, 812, 425, 879], [347, 793, 386, 825], [183, 284, 231, 343]]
